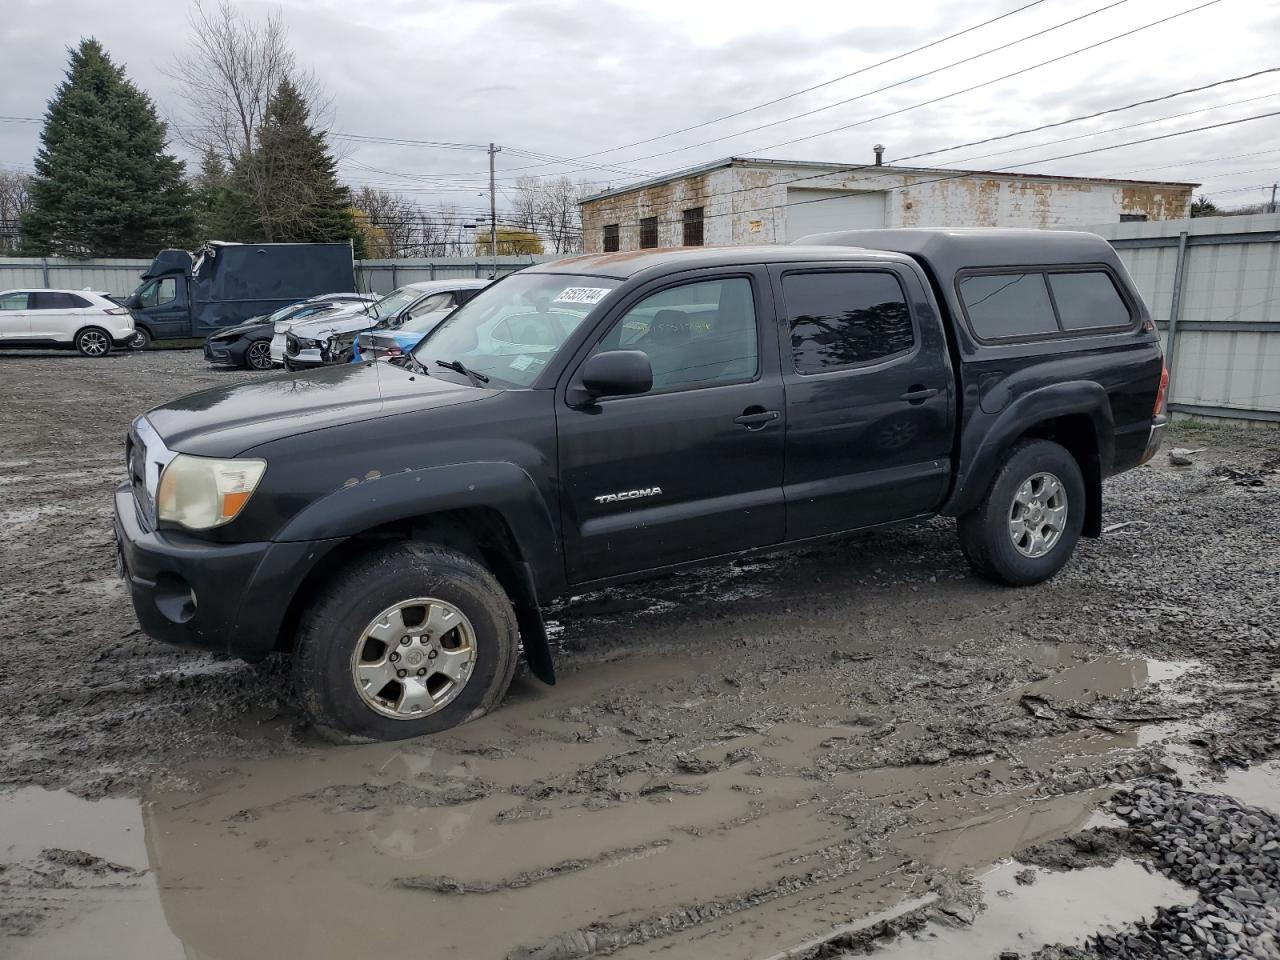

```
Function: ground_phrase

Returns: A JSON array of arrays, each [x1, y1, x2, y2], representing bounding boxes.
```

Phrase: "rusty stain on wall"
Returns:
[[1122, 186, 1195, 221]]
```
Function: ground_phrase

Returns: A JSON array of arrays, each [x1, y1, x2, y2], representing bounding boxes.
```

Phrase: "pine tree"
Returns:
[[242, 79, 360, 252], [20, 39, 194, 257]]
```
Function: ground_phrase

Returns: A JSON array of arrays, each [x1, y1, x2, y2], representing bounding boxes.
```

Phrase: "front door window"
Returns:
[[138, 277, 177, 308]]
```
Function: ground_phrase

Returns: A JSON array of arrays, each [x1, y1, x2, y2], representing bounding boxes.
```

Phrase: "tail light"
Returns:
[[104, 306, 130, 315], [1154, 364, 1169, 415]]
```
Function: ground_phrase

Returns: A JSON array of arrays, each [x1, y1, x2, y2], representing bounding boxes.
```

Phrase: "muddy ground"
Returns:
[[1, 349, 1277, 959]]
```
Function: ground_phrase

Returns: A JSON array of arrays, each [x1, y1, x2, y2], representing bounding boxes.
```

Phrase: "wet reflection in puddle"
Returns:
[[0, 787, 183, 960], [874, 858, 1193, 959]]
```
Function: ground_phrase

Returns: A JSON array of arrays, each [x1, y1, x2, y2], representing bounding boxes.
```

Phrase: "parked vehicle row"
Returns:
[[116, 229, 1168, 743], [282, 280, 490, 370], [204, 293, 375, 370], [0, 288, 140, 356]]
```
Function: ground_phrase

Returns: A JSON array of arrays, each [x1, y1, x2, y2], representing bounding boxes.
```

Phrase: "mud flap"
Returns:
[[511, 560, 555, 685]]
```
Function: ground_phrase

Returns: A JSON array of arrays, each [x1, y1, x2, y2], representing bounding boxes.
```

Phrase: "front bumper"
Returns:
[[203, 339, 243, 366], [1139, 414, 1168, 466], [283, 347, 327, 371], [113, 484, 338, 658]]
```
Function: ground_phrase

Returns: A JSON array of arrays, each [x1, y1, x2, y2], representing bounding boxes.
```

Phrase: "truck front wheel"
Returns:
[[957, 439, 1085, 587], [293, 543, 520, 743]]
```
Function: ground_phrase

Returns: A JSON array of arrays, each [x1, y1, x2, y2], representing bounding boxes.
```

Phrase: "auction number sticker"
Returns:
[[553, 287, 612, 305]]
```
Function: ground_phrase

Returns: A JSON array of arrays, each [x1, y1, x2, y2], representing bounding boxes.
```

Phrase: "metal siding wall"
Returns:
[[1088, 214, 1280, 421], [0, 257, 558, 299], [0, 258, 152, 296]]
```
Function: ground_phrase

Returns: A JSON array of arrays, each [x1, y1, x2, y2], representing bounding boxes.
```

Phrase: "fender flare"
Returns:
[[275, 461, 561, 683], [943, 381, 1113, 523]]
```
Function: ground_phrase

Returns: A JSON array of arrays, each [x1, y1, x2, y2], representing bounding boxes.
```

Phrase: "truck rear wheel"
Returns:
[[957, 439, 1085, 587], [293, 543, 519, 743]]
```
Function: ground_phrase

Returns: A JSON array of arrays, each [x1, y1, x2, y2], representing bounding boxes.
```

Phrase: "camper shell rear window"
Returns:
[[957, 264, 1135, 343]]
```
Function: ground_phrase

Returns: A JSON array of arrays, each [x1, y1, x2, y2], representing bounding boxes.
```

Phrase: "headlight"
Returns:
[[156, 455, 266, 530]]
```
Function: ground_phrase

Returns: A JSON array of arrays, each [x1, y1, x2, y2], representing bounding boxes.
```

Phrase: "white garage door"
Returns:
[[785, 189, 886, 242]]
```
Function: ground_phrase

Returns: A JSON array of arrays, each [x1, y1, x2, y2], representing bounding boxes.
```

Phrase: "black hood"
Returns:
[[145, 361, 493, 457], [208, 317, 271, 340]]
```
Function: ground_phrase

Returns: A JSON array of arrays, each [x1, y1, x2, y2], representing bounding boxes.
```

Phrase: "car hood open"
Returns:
[[145, 360, 491, 457]]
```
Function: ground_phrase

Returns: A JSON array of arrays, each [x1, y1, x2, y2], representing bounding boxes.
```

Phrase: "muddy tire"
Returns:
[[74, 326, 112, 357], [129, 327, 152, 351], [293, 543, 519, 743], [957, 439, 1085, 587]]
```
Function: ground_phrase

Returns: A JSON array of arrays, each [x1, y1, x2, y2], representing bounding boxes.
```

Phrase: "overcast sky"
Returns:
[[3, 0, 1279, 219]]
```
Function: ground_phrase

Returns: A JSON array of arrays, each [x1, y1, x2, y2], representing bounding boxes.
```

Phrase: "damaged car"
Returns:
[[283, 280, 490, 369], [204, 294, 374, 370]]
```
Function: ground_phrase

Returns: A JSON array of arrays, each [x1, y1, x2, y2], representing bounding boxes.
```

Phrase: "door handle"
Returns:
[[900, 386, 939, 405], [734, 408, 780, 430]]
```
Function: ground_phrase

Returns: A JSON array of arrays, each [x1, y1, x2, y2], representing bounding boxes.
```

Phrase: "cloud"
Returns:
[[1, 0, 1277, 212]]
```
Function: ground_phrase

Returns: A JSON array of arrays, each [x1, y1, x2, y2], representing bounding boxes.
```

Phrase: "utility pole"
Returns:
[[1270, 183, 1277, 215], [489, 142, 501, 276]]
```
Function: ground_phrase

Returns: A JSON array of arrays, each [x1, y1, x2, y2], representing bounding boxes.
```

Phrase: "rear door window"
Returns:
[[1048, 271, 1131, 330], [29, 291, 77, 310], [784, 271, 915, 373], [959, 273, 1058, 340]]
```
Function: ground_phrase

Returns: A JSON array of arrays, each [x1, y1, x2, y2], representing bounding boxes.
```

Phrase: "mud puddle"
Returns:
[[0, 787, 182, 958], [869, 858, 1193, 959], [0, 645, 1196, 959]]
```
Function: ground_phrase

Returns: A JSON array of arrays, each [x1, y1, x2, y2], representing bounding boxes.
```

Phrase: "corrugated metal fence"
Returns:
[[1082, 214, 1280, 424], [0, 255, 560, 299]]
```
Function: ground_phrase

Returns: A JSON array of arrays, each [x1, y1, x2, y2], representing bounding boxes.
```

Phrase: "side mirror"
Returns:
[[124, 294, 140, 308], [572, 350, 652, 405]]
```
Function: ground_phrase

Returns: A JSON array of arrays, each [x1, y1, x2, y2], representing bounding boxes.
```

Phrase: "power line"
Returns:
[[491, 0, 1051, 175], [601, 106, 1280, 235], [681, 0, 1225, 169], [489, 0, 1222, 187], [941, 89, 1279, 167], [485, 0, 1146, 182], [892, 65, 1280, 164]]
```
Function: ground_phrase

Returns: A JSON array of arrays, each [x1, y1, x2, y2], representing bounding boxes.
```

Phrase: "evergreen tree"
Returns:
[[21, 39, 194, 257], [243, 78, 360, 252]]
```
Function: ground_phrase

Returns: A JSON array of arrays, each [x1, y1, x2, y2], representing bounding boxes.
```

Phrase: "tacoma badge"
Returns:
[[594, 486, 663, 504]]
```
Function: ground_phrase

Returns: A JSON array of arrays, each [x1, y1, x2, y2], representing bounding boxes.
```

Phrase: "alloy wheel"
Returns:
[[1009, 471, 1068, 558], [350, 598, 477, 720]]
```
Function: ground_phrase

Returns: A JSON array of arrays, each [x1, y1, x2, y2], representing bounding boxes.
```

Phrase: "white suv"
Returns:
[[0, 288, 139, 356]]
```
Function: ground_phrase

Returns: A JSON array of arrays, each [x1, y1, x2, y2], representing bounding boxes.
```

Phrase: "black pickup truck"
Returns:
[[114, 229, 1168, 741]]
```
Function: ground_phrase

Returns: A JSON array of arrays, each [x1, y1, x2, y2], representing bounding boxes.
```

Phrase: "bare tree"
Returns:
[[542, 176, 583, 254], [167, 0, 328, 164], [510, 176, 543, 234], [504, 175, 583, 254], [353, 186, 418, 257], [0, 171, 32, 253]]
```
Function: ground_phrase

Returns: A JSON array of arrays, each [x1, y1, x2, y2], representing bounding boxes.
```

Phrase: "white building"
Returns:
[[579, 155, 1196, 253]]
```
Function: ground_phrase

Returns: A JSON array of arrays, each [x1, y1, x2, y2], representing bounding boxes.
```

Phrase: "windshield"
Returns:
[[366, 286, 423, 322], [267, 302, 308, 324], [411, 273, 619, 387]]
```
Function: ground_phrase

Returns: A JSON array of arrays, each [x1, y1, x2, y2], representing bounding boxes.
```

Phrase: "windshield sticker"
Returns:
[[553, 287, 611, 306], [509, 355, 544, 371]]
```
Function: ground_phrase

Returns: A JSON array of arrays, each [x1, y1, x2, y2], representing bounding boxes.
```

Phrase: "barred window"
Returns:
[[639, 216, 658, 249], [602, 224, 619, 253], [682, 207, 704, 247]]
